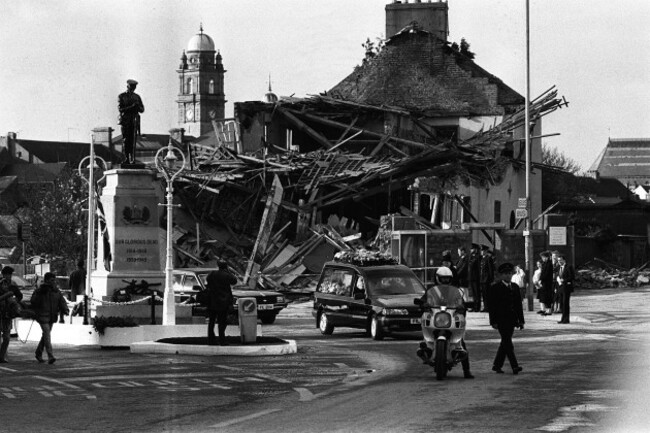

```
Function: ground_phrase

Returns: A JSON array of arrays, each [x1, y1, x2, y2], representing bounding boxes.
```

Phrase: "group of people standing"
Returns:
[[449, 243, 496, 313], [533, 250, 574, 324]]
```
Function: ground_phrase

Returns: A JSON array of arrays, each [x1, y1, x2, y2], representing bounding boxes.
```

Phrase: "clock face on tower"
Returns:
[[186, 107, 194, 122]]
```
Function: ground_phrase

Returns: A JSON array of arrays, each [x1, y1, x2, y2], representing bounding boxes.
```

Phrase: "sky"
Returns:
[[1, 0, 649, 170]]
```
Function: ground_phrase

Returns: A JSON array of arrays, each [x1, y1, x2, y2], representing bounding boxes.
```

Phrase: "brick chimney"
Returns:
[[92, 127, 114, 153], [385, 0, 449, 40]]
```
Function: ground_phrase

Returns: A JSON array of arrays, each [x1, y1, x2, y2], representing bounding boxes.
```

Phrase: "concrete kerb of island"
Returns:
[[130, 339, 298, 356]]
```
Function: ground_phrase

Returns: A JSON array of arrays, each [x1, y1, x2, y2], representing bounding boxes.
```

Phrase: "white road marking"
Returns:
[[33, 375, 82, 390], [536, 403, 619, 432], [211, 409, 281, 428], [0, 366, 17, 372], [294, 387, 326, 402], [2, 393, 15, 398]]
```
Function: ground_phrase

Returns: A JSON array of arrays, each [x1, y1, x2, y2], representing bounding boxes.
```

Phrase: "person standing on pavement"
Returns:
[[206, 260, 237, 346], [556, 255, 575, 324], [533, 260, 544, 314], [479, 245, 495, 312], [455, 246, 469, 288], [488, 263, 524, 375], [0, 266, 23, 363], [31, 272, 69, 364], [441, 250, 458, 287], [468, 244, 481, 312], [551, 250, 561, 313], [540, 251, 554, 315], [68, 259, 86, 302]]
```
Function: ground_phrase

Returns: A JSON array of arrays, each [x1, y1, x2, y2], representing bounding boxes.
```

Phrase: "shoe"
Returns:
[[48, 358, 56, 365], [35, 354, 45, 363], [492, 366, 504, 374], [543, 312, 552, 316], [537, 311, 545, 314], [480, 309, 488, 313], [558, 320, 570, 324], [513, 366, 523, 375], [464, 371, 475, 379]]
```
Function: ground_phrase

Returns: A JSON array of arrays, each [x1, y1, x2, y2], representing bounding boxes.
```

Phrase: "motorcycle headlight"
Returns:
[[382, 308, 408, 316], [276, 296, 285, 303], [434, 311, 452, 328]]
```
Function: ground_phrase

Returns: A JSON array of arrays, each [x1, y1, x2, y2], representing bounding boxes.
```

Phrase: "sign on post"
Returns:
[[515, 208, 528, 219], [518, 198, 528, 208], [548, 226, 567, 246]]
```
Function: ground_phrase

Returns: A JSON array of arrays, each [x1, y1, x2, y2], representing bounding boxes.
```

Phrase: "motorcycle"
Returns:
[[414, 298, 468, 380]]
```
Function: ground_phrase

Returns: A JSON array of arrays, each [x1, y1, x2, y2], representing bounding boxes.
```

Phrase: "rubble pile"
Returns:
[[577, 259, 650, 289]]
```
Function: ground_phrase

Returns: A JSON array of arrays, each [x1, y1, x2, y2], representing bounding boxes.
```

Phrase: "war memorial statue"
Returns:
[[118, 79, 145, 164]]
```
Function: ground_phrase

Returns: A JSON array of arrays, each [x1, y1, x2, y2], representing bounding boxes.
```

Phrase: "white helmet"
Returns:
[[436, 266, 453, 278]]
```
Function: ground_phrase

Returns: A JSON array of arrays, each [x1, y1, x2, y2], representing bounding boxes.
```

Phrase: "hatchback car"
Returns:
[[172, 268, 288, 324], [312, 261, 426, 340]]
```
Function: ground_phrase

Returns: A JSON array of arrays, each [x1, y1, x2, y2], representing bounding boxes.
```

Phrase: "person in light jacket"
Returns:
[[31, 272, 69, 364]]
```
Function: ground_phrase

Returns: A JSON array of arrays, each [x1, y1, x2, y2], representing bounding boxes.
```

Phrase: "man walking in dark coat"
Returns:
[[479, 245, 495, 312], [488, 263, 525, 375], [556, 255, 575, 324], [539, 251, 554, 315], [206, 260, 237, 345], [31, 272, 69, 364], [468, 244, 481, 312], [0, 266, 23, 363], [68, 259, 86, 302]]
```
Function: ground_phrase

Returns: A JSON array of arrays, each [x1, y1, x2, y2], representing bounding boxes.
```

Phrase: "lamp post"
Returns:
[[77, 136, 107, 325], [155, 138, 186, 325], [524, 0, 535, 311]]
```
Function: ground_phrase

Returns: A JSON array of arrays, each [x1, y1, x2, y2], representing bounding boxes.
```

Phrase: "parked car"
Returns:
[[312, 261, 426, 340], [172, 268, 288, 324]]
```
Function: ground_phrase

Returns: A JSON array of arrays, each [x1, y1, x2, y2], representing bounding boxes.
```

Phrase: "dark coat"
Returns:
[[206, 270, 237, 311], [30, 283, 69, 324], [540, 259, 554, 304], [557, 264, 575, 294], [456, 254, 469, 287], [488, 280, 525, 328], [468, 251, 481, 283], [0, 278, 23, 319], [68, 268, 86, 297], [479, 254, 495, 284]]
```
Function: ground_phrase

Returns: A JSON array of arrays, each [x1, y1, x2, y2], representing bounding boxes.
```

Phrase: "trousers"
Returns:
[[36, 321, 55, 360], [0, 317, 11, 361], [493, 324, 519, 369], [208, 309, 229, 344]]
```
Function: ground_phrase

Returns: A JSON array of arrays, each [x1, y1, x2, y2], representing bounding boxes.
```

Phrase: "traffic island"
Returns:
[[130, 336, 297, 356]]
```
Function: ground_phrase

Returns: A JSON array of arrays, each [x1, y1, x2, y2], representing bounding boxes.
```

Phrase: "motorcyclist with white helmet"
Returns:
[[418, 266, 474, 378]]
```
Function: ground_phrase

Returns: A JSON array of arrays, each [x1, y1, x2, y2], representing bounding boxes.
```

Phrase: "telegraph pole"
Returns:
[[524, 0, 535, 311]]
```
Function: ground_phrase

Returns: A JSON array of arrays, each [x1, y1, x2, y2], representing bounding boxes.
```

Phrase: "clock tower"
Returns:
[[176, 25, 226, 136]]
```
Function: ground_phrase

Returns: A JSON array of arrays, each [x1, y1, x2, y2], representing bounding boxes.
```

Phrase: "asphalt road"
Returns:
[[1, 287, 649, 433]]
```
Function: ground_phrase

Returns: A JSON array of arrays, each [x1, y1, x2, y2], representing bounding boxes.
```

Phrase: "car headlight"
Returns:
[[276, 296, 285, 303], [382, 308, 408, 316], [434, 311, 452, 328]]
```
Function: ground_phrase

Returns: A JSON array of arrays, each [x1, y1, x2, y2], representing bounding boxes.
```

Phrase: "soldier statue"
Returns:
[[118, 79, 145, 164]]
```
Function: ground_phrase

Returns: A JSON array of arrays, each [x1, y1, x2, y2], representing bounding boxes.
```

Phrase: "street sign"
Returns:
[[549, 226, 567, 246], [518, 198, 527, 208], [515, 208, 528, 219]]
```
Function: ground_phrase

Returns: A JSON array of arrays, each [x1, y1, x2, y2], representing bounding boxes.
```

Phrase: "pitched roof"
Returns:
[[0, 162, 66, 184], [589, 138, 650, 181], [328, 26, 524, 116], [16, 139, 122, 165]]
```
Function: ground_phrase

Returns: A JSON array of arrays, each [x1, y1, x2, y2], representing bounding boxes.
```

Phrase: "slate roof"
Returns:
[[16, 139, 122, 165], [328, 26, 524, 116], [0, 162, 66, 184], [588, 138, 650, 182]]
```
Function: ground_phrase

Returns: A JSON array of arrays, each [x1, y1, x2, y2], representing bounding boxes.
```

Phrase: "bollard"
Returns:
[[237, 298, 257, 343], [150, 291, 156, 325]]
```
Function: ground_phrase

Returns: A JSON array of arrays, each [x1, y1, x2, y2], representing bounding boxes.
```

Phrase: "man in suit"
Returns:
[[206, 260, 238, 345], [468, 244, 481, 312], [479, 245, 495, 312], [488, 263, 525, 375], [539, 251, 554, 315], [556, 255, 575, 324]]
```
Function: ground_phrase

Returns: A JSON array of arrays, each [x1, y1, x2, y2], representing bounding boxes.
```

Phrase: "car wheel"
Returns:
[[370, 315, 384, 340], [260, 313, 277, 324], [319, 312, 334, 335]]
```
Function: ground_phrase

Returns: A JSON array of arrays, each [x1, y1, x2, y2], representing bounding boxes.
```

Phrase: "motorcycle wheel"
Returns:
[[435, 339, 447, 380], [319, 312, 334, 335]]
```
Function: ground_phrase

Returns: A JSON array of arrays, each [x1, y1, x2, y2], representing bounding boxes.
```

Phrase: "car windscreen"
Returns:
[[364, 269, 426, 296]]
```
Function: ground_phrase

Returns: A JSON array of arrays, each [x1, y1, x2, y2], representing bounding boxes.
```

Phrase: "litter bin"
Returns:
[[238, 297, 257, 343]]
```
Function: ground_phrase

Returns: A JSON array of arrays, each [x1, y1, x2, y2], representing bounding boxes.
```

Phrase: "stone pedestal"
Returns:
[[92, 169, 164, 300]]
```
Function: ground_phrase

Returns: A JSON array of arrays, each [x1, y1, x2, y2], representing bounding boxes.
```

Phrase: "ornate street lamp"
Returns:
[[155, 138, 186, 325], [77, 136, 107, 325]]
